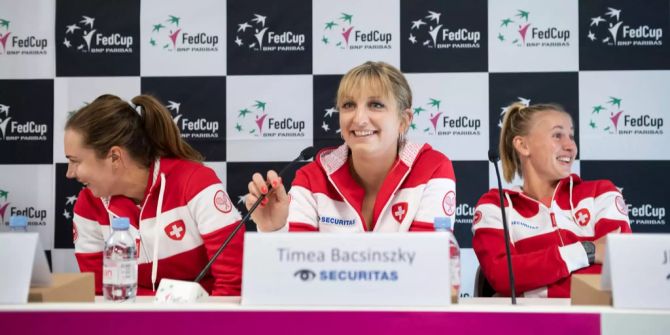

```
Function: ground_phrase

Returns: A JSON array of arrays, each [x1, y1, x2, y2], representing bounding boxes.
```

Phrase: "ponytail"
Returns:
[[131, 95, 203, 163], [499, 102, 568, 183], [66, 94, 203, 167]]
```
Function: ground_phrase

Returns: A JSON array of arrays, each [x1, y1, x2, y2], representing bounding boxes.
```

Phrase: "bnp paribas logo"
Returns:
[[235, 13, 305, 52], [321, 12, 392, 50], [587, 7, 663, 47], [234, 99, 306, 138], [410, 97, 481, 136], [497, 9, 570, 47], [164, 100, 220, 139], [0, 103, 48, 141], [148, 15, 219, 52], [408, 10, 481, 49], [0, 188, 10, 225], [62, 15, 134, 54], [497, 97, 530, 128], [0, 17, 48, 56], [588, 96, 664, 135]]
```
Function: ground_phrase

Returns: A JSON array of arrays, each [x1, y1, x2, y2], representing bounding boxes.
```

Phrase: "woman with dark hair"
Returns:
[[472, 102, 631, 298], [64, 94, 243, 296]]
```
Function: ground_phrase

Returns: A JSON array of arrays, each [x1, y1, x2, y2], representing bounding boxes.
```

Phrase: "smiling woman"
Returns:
[[63, 94, 244, 297], [472, 102, 632, 298], [245, 61, 456, 234]]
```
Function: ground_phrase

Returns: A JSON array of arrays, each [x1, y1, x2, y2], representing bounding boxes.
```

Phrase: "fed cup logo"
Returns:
[[408, 10, 481, 49], [148, 15, 219, 52], [235, 13, 305, 52], [321, 12, 392, 50], [587, 7, 663, 47], [62, 15, 134, 54]]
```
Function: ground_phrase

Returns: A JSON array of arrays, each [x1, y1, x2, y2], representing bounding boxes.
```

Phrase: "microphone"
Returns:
[[194, 146, 316, 282], [488, 149, 517, 305]]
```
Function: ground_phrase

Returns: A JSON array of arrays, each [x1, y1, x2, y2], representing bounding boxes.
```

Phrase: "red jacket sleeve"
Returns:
[[201, 223, 244, 296]]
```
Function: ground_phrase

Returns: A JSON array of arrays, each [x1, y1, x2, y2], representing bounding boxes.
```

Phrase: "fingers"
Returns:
[[266, 170, 288, 202], [252, 172, 269, 196]]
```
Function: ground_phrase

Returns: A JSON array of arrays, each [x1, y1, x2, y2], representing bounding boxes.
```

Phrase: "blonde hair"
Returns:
[[66, 94, 203, 167], [336, 61, 412, 114], [499, 102, 569, 182]]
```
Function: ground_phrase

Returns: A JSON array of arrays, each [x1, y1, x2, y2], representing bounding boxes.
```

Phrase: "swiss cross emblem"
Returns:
[[575, 208, 591, 227], [165, 221, 186, 241], [214, 190, 232, 213], [391, 202, 408, 223]]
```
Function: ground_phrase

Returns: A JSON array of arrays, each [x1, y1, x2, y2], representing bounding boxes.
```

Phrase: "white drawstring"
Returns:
[[504, 192, 516, 246], [568, 175, 577, 223], [151, 172, 166, 292]]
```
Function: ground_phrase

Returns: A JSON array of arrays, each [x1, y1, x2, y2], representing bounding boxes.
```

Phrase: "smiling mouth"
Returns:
[[352, 130, 377, 137], [557, 156, 572, 164]]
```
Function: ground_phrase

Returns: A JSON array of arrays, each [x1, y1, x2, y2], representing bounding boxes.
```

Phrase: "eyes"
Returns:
[[552, 131, 575, 142], [340, 100, 386, 111]]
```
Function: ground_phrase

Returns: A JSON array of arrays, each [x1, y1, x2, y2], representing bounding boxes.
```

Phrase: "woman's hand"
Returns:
[[245, 170, 289, 232]]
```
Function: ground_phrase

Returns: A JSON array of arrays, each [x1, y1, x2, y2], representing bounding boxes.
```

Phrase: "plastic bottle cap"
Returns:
[[433, 217, 452, 230], [111, 217, 131, 230], [9, 215, 28, 228]]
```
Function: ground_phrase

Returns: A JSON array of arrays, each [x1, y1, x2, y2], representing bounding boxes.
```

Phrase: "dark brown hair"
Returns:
[[65, 94, 203, 167]]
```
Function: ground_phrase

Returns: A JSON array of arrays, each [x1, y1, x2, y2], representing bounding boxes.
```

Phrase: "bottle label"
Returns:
[[103, 260, 137, 286]]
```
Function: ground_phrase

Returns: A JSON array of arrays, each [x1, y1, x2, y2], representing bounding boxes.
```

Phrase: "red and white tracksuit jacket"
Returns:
[[472, 174, 631, 298], [73, 157, 244, 296], [268, 142, 456, 232]]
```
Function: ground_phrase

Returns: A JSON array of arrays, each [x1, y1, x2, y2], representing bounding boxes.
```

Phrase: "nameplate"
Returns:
[[602, 234, 670, 309], [0, 233, 52, 304], [242, 232, 450, 306]]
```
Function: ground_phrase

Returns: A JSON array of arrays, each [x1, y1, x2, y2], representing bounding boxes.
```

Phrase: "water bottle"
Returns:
[[9, 215, 28, 232], [434, 217, 460, 300], [103, 217, 137, 302]]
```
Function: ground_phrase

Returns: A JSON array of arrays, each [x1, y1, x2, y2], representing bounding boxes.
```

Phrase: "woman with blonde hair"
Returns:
[[472, 102, 631, 297], [246, 61, 456, 233], [64, 94, 243, 296]]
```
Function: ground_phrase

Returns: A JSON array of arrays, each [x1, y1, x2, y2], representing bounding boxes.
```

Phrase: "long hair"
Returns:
[[65, 94, 203, 167]]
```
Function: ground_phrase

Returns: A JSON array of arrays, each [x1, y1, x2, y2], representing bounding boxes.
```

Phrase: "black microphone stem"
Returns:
[[194, 147, 315, 283], [489, 150, 517, 305]]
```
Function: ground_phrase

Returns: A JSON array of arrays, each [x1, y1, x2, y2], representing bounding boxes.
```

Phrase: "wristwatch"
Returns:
[[581, 241, 596, 265]]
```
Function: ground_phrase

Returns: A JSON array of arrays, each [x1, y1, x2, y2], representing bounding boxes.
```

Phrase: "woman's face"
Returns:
[[338, 82, 409, 159], [64, 129, 117, 198], [519, 110, 578, 183]]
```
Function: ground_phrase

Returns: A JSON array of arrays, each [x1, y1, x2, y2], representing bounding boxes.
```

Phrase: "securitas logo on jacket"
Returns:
[[319, 215, 356, 226]]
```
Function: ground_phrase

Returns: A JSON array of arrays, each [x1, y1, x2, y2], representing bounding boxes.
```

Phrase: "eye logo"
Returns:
[[294, 269, 316, 281]]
